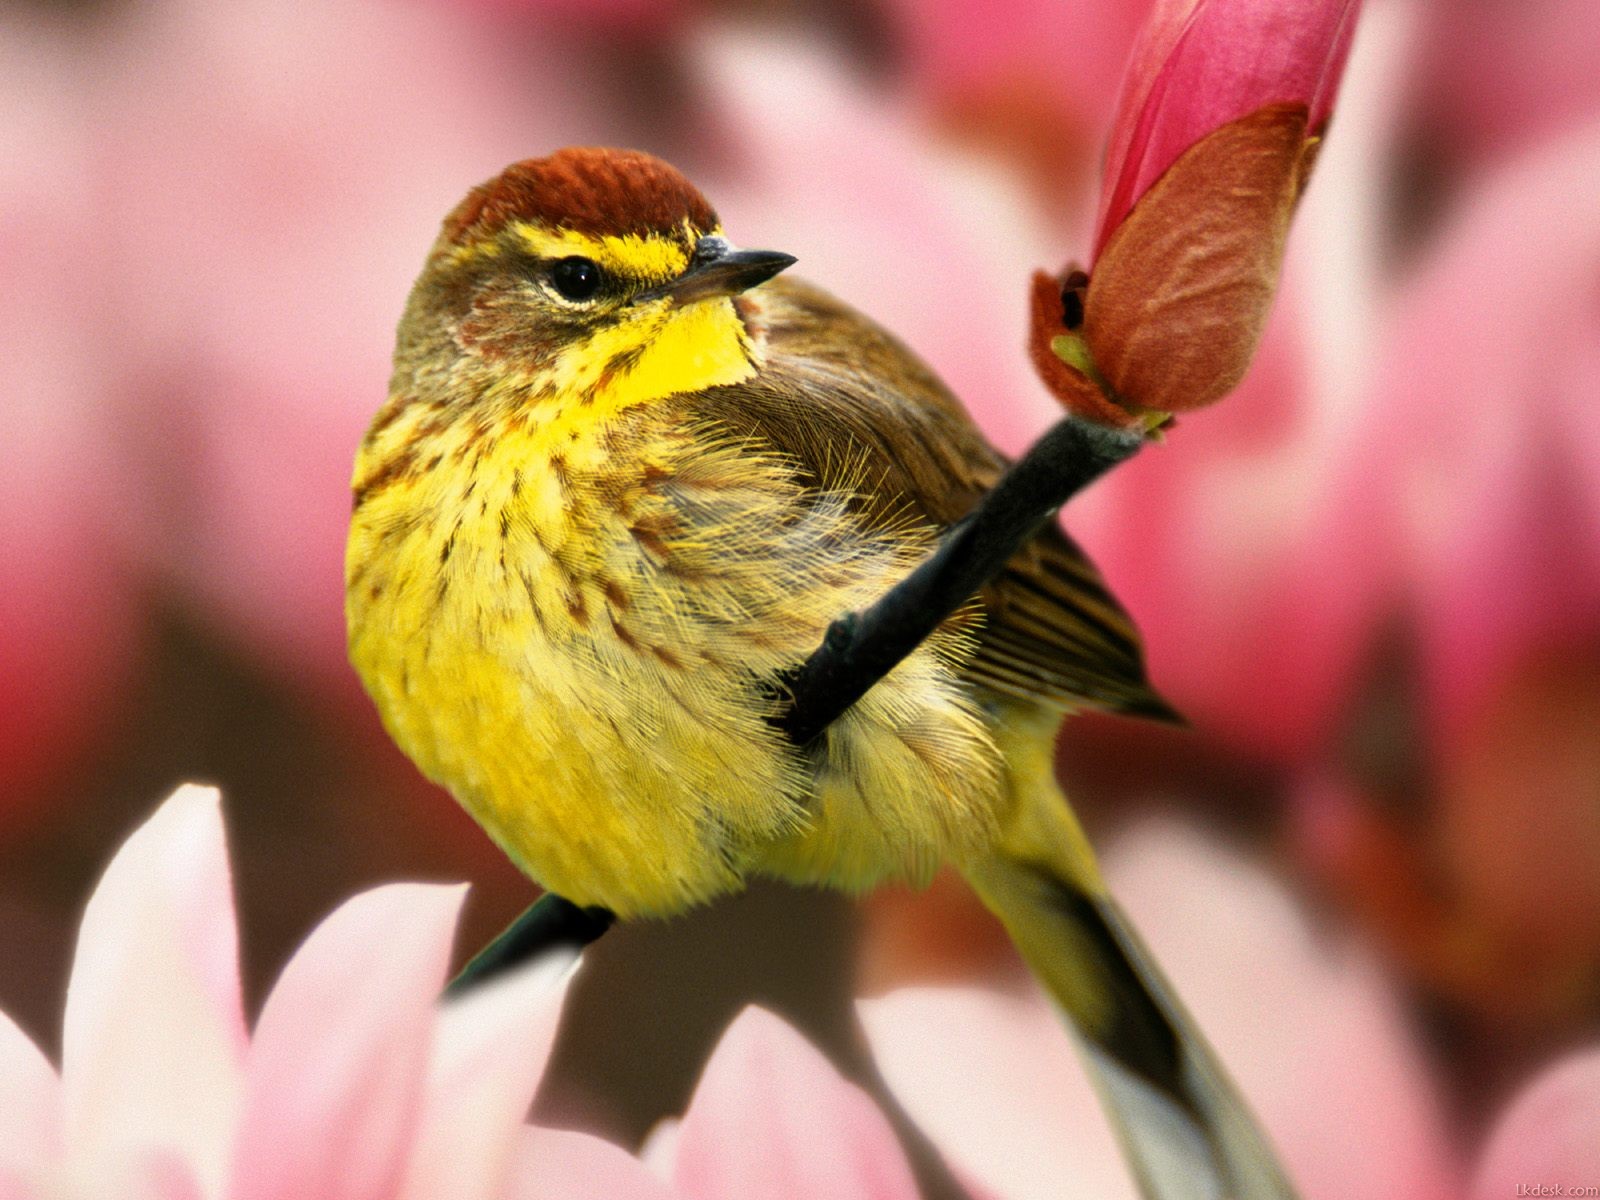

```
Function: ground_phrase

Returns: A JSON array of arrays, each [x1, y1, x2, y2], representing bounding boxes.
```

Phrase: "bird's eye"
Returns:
[[549, 256, 602, 302]]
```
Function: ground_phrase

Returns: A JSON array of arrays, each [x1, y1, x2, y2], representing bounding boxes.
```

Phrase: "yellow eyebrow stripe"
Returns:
[[444, 218, 723, 281], [509, 223, 698, 282]]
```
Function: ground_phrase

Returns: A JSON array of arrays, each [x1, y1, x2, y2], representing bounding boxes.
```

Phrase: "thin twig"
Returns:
[[445, 413, 1144, 995], [775, 415, 1144, 744]]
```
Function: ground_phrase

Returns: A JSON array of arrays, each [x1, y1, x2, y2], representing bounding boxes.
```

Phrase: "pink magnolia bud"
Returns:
[[1033, 0, 1360, 426]]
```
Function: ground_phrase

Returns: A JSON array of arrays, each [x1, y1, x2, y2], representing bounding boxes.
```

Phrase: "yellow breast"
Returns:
[[346, 374, 1004, 917]]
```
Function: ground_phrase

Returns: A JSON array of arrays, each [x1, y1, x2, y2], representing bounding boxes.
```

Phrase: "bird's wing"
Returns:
[[687, 275, 1174, 720]]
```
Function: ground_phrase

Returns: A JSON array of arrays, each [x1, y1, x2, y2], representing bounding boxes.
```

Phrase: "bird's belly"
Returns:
[[349, 543, 814, 916], [346, 449, 1009, 915]]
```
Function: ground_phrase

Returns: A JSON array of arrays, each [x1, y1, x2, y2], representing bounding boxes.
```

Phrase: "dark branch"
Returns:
[[445, 414, 1144, 994], [775, 415, 1144, 745]]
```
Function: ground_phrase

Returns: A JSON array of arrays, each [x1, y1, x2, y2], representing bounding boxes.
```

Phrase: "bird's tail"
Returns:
[[958, 722, 1298, 1200]]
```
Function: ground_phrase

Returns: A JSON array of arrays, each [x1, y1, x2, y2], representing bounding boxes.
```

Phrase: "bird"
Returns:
[[346, 146, 1296, 1200]]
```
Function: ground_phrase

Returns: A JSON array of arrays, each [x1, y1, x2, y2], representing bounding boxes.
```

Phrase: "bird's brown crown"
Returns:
[[443, 148, 719, 245]]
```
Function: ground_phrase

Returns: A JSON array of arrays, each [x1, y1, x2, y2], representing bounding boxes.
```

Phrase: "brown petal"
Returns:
[[1084, 103, 1318, 413], [1026, 270, 1142, 430]]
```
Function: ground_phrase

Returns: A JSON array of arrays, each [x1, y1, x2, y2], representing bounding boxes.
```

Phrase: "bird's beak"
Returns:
[[634, 236, 796, 306]]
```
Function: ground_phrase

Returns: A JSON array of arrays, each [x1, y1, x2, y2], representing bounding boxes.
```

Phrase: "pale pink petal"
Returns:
[[55, 1153, 204, 1200], [1107, 820, 1460, 1200], [1096, 0, 1360, 251], [638, 1117, 680, 1180], [92, 1152, 206, 1200], [0, 1011, 61, 1176], [401, 952, 580, 1200], [861, 985, 1134, 1200], [228, 882, 466, 1200], [60, 785, 246, 1192], [1472, 1046, 1600, 1199], [864, 820, 1459, 1200], [673, 1006, 919, 1200], [510, 1127, 679, 1200]]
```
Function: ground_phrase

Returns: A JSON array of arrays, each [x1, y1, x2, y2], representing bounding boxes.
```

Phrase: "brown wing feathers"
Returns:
[[698, 277, 1174, 721]]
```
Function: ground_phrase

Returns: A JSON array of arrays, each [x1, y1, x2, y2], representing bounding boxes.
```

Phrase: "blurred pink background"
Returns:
[[4, 0, 1599, 1190]]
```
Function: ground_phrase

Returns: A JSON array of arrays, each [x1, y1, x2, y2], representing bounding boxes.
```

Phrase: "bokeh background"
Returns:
[[4, 0, 1599, 1193]]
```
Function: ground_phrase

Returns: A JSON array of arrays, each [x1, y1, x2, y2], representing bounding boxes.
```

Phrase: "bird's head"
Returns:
[[401, 147, 795, 412]]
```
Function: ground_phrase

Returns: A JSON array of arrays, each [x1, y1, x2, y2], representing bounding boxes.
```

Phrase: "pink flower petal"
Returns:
[[1067, 291, 1389, 760], [0, 1011, 60, 1176], [882, 0, 1148, 138], [1371, 116, 1600, 749], [0, 13, 141, 814], [401, 953, 579, 1200], [673, 1006, 920, 1200], [638, 1117, 680, 1177], [510, 1127, 679, 1200], [1411, 0, 1600, 170], [694, 26, 1061, 459], [861, 985, 1134, 1200], [104, 1152, 207, 1200], [1066, 0, 1414, 762], [1106, 820, 1460, 1200], [60, 785, 246, 1192], [1320, 121, 1600, 1012], [863, 820, 1460, 1200], [1473, 1045, 1600, 1198], [227, 882, 466, 1200], [1096, 0, 1360, 253], [95, 0, 582, 689], [445, 0, 683, 33]]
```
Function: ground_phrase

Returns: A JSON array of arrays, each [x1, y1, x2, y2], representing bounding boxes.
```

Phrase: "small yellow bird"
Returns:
[[347, 147, 1293, 1199]]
